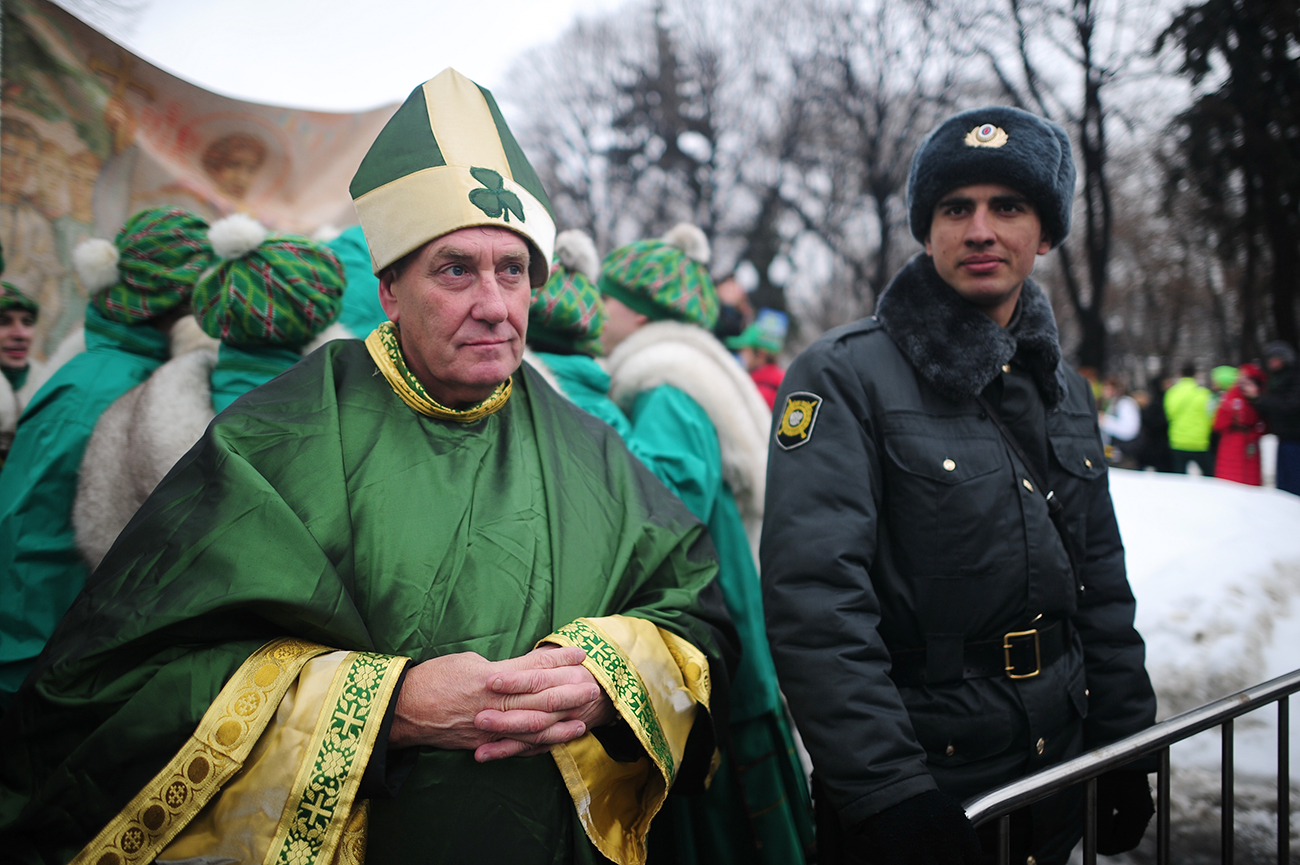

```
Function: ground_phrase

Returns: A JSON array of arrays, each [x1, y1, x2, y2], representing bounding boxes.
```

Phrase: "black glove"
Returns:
[[1095, 770, 1154, 855], [847, 789, 984, 865]]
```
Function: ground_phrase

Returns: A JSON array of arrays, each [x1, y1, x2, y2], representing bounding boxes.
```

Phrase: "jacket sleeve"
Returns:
[[625, 384, 723, 524], [760, 337, 934, 828], [1072, 397, 1158, 757]]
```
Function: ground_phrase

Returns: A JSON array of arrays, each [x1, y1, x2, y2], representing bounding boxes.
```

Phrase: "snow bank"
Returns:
[[1112, 469, 1300, 717]]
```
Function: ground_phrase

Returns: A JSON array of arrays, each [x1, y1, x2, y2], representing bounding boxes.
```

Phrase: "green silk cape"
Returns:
[[0, 341, 735, 865]]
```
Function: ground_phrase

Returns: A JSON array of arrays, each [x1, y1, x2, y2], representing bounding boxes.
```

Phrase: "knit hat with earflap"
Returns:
[[349, 68, 555, 286], [907, 106, 1076, 248], [0, 283, 38, 319], [75, 207, 213, 323], [598, 223, 718, 329], [528, 229, 605, 356], [192, 213, 345, 349]]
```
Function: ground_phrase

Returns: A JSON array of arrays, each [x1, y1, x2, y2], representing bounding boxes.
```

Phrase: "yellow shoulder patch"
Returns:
[[776, 391, 823, 450]]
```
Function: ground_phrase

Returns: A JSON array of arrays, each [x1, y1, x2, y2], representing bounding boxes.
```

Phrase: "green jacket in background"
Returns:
[[533, 352, 633, 439], [0, 305, 170, 707], [209, 343, 301, 414], [1165, 376, 1214, 451], [625, 383, 813, 865], [327, 225, 387, 338]]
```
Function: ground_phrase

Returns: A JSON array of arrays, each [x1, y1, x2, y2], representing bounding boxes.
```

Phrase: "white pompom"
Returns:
[[73, 238, 121, 293], [209, 213, 269, 260], [661, 223, 710, 264], [554, 229, 600, 282]]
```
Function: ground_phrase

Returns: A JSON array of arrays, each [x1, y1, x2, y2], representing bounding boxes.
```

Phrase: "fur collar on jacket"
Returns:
[[605, 320, 770, 523], [875, 254, 1065, 407], [73, 349, 218, 569]]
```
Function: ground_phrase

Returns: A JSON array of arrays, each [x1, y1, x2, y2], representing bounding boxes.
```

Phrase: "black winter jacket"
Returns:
[[761, 256, 1156, 834], [1256, 366, 1300, 441]]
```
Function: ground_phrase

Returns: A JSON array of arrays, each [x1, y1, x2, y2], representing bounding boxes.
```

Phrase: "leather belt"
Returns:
[[887, 619, 1069, 687]]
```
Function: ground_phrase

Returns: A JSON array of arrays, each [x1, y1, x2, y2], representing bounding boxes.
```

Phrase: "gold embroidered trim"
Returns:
[[265, 652, 406, 865], [364, 321, 511, 422], [544, 618, 676, 783], [70, 638, 331, 865]]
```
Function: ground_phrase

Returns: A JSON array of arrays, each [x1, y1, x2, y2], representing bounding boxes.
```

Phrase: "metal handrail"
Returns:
[[964, 667, 1300, 864]]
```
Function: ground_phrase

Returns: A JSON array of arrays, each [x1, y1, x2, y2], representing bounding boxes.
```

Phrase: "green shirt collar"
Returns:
[[83, 304, 171, 361]]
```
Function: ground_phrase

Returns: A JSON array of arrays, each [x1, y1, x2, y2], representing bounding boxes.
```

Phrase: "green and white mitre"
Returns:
[[350, 68, 556, 286]]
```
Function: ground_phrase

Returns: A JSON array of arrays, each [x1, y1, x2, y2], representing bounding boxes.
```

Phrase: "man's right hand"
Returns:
[[388, 646, 605, 760], [847, 790, 983, 865]]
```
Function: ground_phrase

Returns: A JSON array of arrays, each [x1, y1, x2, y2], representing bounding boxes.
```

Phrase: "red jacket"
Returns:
[[750, 362, 784, 411], [1213, 380, 1267, 485]]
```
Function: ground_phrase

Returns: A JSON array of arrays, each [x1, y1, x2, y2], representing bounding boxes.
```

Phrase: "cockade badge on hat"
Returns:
[[964, 123, 1009, 148]]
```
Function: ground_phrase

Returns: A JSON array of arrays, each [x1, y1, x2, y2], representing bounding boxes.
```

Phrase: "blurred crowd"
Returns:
[[1087, 342, 1300, 495]]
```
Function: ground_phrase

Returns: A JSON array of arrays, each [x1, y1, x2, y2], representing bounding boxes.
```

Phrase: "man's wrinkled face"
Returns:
[[0, 309, 35, 370], [378, 226, 531, 407], [925, 183, 1051, 312]]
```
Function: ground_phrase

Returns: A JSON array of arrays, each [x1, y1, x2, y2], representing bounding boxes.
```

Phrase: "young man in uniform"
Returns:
[[762, 107, 1157, 865]]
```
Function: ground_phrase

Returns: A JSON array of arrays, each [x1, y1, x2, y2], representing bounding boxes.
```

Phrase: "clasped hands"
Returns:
[[390, 644, 616, 762]]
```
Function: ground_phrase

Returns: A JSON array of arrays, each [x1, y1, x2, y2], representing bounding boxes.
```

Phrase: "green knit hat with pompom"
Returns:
[[75, 207, 213, 324], [192, 214, 345, 349], [528, 229, 604, 356], [598, 223, 718, 329]]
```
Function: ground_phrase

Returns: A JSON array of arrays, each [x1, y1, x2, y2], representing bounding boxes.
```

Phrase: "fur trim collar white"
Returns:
[[605, 320, 770, 522], [73, 349, 217, 568]]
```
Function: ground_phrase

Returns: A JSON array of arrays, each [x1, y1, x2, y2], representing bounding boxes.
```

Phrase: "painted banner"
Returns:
[[1, 0, 396, 357]]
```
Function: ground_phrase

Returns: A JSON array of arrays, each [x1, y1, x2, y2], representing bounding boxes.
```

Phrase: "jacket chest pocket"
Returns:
[[1047, 411, 1106, 554], [881, 413, 1013, 578]]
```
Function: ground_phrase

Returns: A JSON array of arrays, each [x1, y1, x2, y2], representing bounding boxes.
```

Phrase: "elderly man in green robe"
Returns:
[[0, 69, 736, 865]]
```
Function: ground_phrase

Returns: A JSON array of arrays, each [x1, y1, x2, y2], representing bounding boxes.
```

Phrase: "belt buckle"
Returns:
[[1003, 628, 1042, 679]]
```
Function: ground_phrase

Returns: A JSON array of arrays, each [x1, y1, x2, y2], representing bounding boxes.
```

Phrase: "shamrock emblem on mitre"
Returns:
[[468, 167, 526, 223]]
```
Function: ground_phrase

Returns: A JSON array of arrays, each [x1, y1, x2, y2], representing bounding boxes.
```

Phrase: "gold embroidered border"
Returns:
[[71, 638, 330, 865], [364, 322, 511, 422], [544, 618, 676, 782], [265, 652, 407, 865]]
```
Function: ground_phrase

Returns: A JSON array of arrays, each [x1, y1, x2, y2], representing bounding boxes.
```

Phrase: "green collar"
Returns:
[[1, 364, 29, 391], [83, 304, 171, 361]]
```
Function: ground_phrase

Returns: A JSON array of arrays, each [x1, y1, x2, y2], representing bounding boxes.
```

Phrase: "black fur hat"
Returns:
[[907, 106, 1076, 248]]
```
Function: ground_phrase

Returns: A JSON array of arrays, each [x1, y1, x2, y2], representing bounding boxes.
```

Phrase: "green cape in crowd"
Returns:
[[0, 340, 736, 865], [0, 305, 171, 706]]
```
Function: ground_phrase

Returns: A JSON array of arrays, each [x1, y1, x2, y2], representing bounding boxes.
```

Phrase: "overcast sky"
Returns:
[[58, 0, 626, 112]]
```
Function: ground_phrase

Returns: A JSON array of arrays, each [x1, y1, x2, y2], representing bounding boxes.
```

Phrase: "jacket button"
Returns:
[[1002, 364, 1011, 373], [1036, 737, 1045, 755], [1022, 478, 1034, 492], [946, 744, 955, 756], [1085, 458, 1093, 468], [1027, 857, 1037, 865], [943, 459, 956, 471]]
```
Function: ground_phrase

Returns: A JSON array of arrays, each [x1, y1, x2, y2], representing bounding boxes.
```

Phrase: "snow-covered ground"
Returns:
[[1081, 469, 1300, 863]]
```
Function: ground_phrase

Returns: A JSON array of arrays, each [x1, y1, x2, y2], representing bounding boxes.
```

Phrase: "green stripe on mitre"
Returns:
[[599, 240, 719, 329], [529, 262, 604, 355], [349, 84, 445, 200], [0, 282, 39, 317], [474, 84, 553, 218]]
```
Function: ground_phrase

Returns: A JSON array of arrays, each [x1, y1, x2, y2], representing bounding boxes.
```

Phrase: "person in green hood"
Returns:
[[70, 215, 348, 571], [524, 228, 632, 438], [0, 271, 41, 465], [600, 224, 815, 865], [0, 206, 214, 709], [0, 69, 736, 865]]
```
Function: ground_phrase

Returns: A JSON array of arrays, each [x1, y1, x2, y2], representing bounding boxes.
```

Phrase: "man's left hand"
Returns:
[[1095, 770, 1155, 855], [472, 644, 616, 761]]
